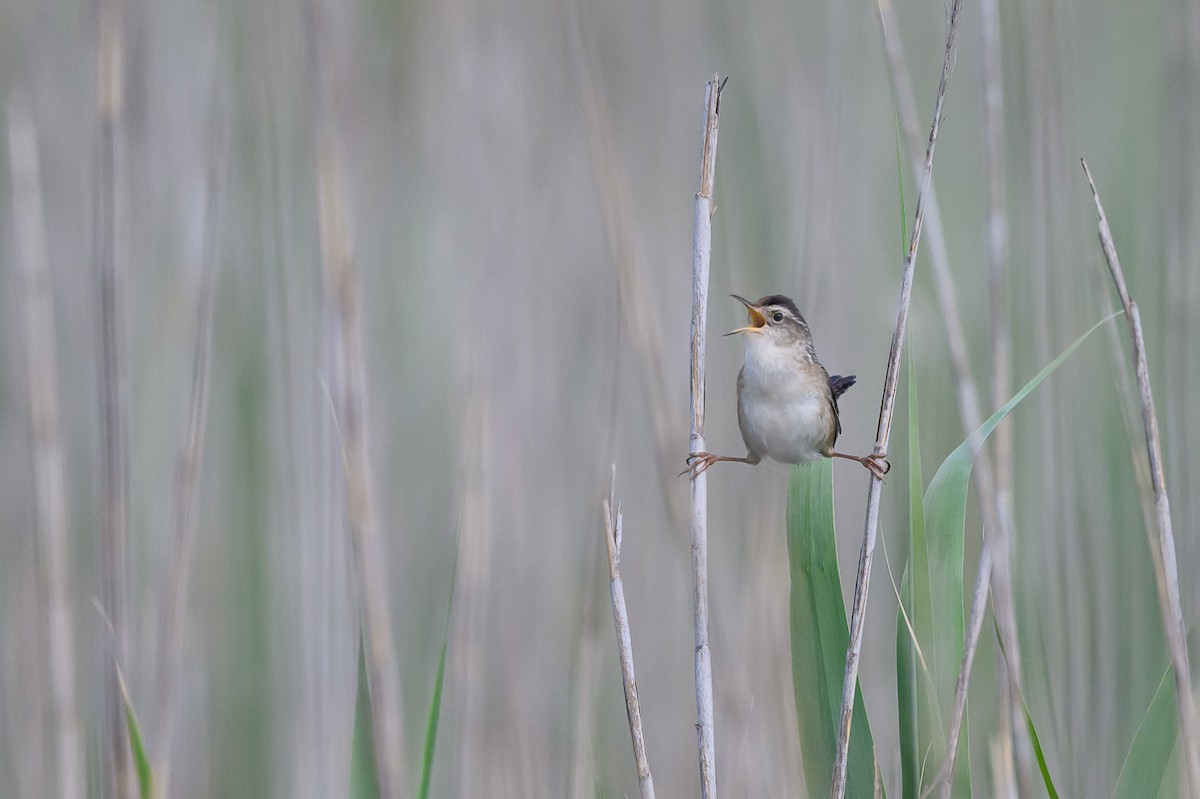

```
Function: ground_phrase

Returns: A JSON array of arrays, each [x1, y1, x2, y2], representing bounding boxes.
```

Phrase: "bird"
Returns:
[[685, 294, 889, 480]]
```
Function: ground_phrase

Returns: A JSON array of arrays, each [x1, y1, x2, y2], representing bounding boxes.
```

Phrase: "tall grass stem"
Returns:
[[150, 120, 226, 791], [688, 75, 725, 799], [8, 91, 85, 799], [878, 1, 1027, 782], [833, 2, 963, 795], [317, 138, 408, 799], [308, 0, 407, 788], [563, 0, 690, 536], [979, 0, 1027, 790], [603, 479, 656, 799], [1082, 158, 1200, 798], [96, 0, 131, 791]]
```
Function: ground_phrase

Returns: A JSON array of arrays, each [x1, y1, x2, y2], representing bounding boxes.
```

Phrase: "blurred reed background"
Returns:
[[1, 0, 1197, 795]]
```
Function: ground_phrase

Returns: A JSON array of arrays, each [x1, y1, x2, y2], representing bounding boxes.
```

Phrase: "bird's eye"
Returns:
[[772, 312, 784, 322]]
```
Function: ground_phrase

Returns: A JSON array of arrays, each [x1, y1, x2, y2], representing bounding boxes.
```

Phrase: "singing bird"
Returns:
[[686, 294, 889, 480]]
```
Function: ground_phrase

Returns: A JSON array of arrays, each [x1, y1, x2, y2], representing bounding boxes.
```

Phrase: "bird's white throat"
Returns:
[[742, 331, 803, 386]]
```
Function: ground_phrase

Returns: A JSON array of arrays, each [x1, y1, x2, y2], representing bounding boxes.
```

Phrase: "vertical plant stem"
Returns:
[[979, 0, 1027, 792], [832, 3, 963, 795], [877, 4, 1028, 786], [937, 536, 992, 798], [96, 0, 130, 793], [562, 0, 690, 538], [8, 92, 85, 799], [448, 384, 492, 798], [151, 126, 225, 789], [1082, 159, 1200, 798], [603, 482, 656, 799], [689, 75, 725, 799], [317, 136, 407, 798], [306, 0, 406, 790]]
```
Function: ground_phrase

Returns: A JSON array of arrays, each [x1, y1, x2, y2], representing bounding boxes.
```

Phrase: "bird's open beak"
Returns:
[[724, 294, 766, 336]]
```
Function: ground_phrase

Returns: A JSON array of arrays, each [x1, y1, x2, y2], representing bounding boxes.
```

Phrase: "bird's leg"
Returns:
[[830, 451, 891, 481], [682, 452, 756, 479]]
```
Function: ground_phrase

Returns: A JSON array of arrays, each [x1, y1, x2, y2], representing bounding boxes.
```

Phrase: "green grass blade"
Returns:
[[897, 560, 917, 799], [919, 418, 971, 795], [787, 459, 879, 798], [349, 638, 381, 799], [1113, 665, 1177, 799], [116, 665, 154, 799], [994, 620, 1060, 798], [418, 537, 459, 799], [925, 313, 1118, 503], [897, 350, 936, 798], [1021, 693, 1059, 799], [418, 635, 449, 799], [892, 95, 909, 252]]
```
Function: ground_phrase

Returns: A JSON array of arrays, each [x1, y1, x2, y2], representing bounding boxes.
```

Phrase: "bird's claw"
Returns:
[[864, 453, 890, 481], [680, 452, 717, 479]]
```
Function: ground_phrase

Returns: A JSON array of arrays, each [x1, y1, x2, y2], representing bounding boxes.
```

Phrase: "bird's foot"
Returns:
[[830, 450, 891, 481], [863, 452, 890, 481], [682, 452, 720, 479]]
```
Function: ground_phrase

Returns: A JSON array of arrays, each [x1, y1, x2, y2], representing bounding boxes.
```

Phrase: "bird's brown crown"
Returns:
[[754, 294, 805, 326]]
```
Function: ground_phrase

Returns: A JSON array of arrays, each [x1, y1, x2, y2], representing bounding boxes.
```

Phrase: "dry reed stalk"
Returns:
[[316, 137, 408, 797], [603, 480, 656, 799], [978, 0, 1026, 791], [9, 92, 85, 799], [566, 532, 603, 798], [936, 524, 992, 799], [151, 127, 225, 790], [303, 0, 407, 790], [832, 2, 963, 795], [876, 4, 1028, 786], [1161, 0, 1195, 544], [95, 0, 131, 792], [877, 0, 1028, 785], [1082, 158, 1200, 798], [448, 385, 492, 798], [560, 0, 690, 537], [689, 75, 725, 799]]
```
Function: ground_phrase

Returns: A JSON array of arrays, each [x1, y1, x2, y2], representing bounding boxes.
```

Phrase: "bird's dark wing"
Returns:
[[829, 374, 856, 399], [827, 374, 856, 440]]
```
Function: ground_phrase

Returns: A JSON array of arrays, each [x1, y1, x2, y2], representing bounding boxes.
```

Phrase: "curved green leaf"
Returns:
[[116, 664, 154, 799], [901, 312, 1117, 797], [1113, 665, 1176, 799]]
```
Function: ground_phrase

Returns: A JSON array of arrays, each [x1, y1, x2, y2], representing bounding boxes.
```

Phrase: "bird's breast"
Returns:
[[738, 342, 832, 465]]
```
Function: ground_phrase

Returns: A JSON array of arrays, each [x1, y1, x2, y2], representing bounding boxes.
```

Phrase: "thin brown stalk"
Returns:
[[978, 0, 1026, 791], [151, 126, 225, 790], [9, 92, 84, 799], [689, 75, 726, 799], [832, 2, 963, 795], [979, 0, 1013, 552], [317, 137, 407, 797], [880, 0, 1027, 785], [560, 0, 690, 537], [934, 529, 991, 799], [305, 0, 406, 791], [448, 384, 492, 798], [603, 480, 656, 799], [566, 529, 603, 798], [876, 3, 1028, 790], [1082, 158, 1200, 798], [96, 0, 131, 792], [1161, 0, 1195, 547]]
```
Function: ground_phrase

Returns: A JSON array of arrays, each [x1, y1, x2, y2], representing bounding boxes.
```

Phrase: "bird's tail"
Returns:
[[829, 374, 857, 399]]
